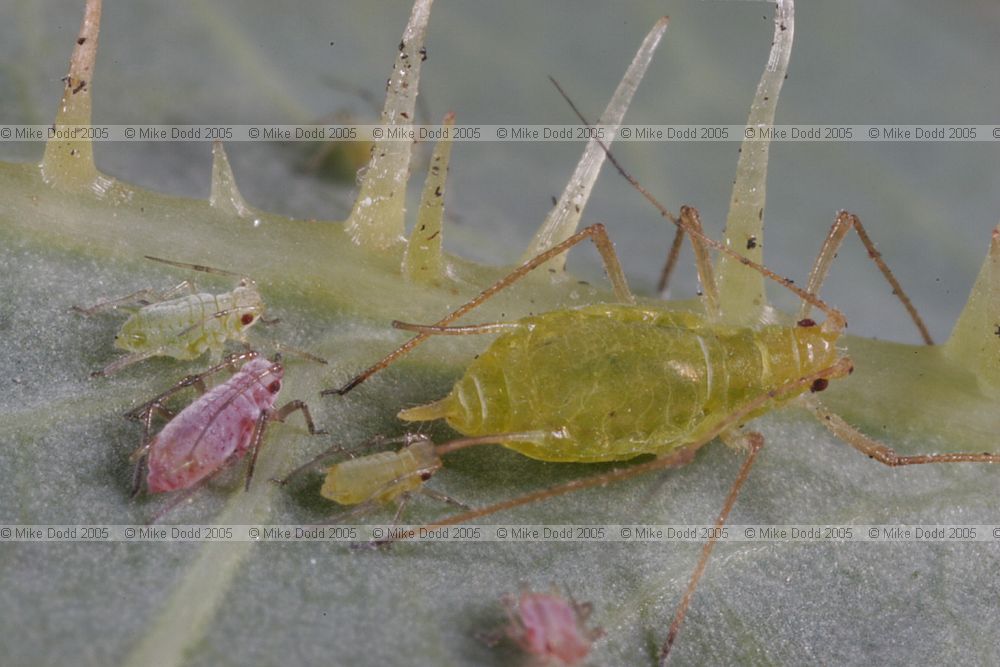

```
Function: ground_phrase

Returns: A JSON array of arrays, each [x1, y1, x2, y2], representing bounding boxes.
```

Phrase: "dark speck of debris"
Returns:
[[77, 37, 87, 45], [746, 237, 757, 250]]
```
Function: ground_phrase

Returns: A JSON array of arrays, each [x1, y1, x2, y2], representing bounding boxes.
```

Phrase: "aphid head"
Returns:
[[243, 356, 284, 393], [232, 284, 265, 330], [265, 359, 285, 393], [114, 318, 147, 352]]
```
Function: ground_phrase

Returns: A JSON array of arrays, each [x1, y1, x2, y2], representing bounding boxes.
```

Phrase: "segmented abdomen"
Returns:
[[322, 446, 429, 505], [118, 291, 249, 358], [440, 305, 831, 462], [146, 358, 280, 492]]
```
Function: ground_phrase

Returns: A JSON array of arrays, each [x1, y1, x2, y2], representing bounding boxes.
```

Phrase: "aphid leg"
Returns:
[[269, 342, 329, 366], [678, 206, 720, 319], [245, 400, 326, 490], [130, 456, 147, 499], [419, 486, 470, 510], [93, 349, 159, 378], [243, 412, 271, 491], [659, 432, 764, 667], [550, 74, 675, 302], [72, 280, 196, 316], [147, 451, 243, 524], [327, 222, 635, 395], [390, 493, 412, 526], [144, 255, 247, 280], [656, 226, 685, 298], [801, 397, 1000, 465], [553, 79, 850, 331], [129, 403, 175, 497], [798, 211, 933, 343], [718, 428, 756, 451], [391, 359, 853, 535], [268, 400, 325, 435], [125, 350, 257, 422], [273, 444, 355, 485], [391, 321, 521, 336]]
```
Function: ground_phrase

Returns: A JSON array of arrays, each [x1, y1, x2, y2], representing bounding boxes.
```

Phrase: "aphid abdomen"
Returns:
[[145, 358, 281, 493], [423, 307, 710, 462], [402, 305, 840, 462], [321, 441, 438, 505], [113, 286, 263, 361]]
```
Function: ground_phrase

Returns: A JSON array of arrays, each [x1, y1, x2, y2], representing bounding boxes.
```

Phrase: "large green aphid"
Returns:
[[347, 205, 1000, 662], [398, 301, 839, 462]]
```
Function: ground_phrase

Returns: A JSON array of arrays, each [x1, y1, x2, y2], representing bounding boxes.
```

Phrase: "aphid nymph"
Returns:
[[74, 255, 266, 376], [276, 433, 479, 522], [129, 350, 323, 521], [480, 587, 604, 667]]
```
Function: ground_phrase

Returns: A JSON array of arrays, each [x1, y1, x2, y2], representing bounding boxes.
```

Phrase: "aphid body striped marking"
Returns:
[[320, 437, 440, 506], [333, 212, 998, 662], [129, 351, 322, 516], [74, 256, 266, 376], [276, 434, 479, 521], [397, 302, 839, 463]]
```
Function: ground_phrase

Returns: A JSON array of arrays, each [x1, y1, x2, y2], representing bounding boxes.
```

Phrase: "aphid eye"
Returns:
[[240, 313, 255, 326], [797, 318, 817, 327], [267, 380, 281, 393], [420, 472, 433, 481], [810, 378, 829, 393]]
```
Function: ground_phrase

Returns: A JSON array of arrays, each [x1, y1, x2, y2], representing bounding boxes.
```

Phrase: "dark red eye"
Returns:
[[810, 378, 829, 393], [241, 313, 255, 326], [420, 472, 433, 481], [797, 318, 817, 328], [267, 380, 281, 393]]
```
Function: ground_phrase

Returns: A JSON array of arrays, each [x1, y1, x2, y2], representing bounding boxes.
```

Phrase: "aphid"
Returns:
[[328, 182, 1000, 663], [480, 587, 604, 667], [73, 255, 267, 376], [128, 350, 323, 520], [276, 433, 504, 521]]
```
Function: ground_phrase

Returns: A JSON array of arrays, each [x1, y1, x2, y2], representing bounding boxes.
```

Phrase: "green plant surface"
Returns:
[[2, 2, 999, 666]]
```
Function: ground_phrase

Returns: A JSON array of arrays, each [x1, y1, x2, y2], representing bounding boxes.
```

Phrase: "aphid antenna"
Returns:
[[545, 76, 846, 332], [550, 76, 936, 344], [123, 349, 261, 422], [433, 432, 553, 457], [144, 255, 250, 281], [268, 342, 329, 366]]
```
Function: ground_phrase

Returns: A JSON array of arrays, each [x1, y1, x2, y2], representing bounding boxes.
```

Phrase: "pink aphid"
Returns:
[[128, 352, 321, 508], [499, 589, 604, 666]]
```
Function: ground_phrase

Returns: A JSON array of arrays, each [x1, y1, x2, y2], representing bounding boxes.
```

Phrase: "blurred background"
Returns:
[[2, 0, 998, 343]]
